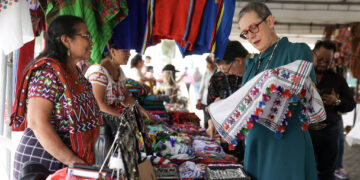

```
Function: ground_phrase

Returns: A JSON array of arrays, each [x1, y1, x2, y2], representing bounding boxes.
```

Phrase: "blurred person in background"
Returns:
[[193, 67, 202, 100], [196, 56, 217, 128], [310, 40, 355, 180], [206, 40, 248, 162], [130, 54, 156, 87], [182, 67, 194, 96]]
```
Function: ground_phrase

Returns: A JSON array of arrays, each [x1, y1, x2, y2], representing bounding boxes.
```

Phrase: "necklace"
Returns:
[[256, 38, 281, 73]]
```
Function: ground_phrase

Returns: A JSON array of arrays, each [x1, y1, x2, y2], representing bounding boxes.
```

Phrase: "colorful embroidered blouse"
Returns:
[[85, 64, 127, 109], [27, 66, 69, 133]]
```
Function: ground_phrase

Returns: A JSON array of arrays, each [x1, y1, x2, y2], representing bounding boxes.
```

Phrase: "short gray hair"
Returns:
[[238, 2, 272, 21]]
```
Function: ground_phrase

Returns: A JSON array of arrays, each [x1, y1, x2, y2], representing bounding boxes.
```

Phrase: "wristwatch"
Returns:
[[335, 98, 341, 106]]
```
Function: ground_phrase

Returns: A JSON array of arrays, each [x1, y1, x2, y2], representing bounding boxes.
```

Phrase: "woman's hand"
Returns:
[[321, 89, 337, 106], [66, 155, 86, 167], [140, 107, 152, 120], [206, 119, 217, 138]]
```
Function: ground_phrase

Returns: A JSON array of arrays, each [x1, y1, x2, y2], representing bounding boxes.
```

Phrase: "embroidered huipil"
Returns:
[[85, 64, 127, 110], [11, 58, 101, 179]]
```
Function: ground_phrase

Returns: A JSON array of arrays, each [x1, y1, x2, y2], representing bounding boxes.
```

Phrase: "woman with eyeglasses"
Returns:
[[11, 15, 101, 179], [240, 2, 318, 180], [211, 2, 318, 180]]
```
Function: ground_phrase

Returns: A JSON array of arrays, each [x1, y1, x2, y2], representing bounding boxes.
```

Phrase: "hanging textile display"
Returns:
[[209, 60, 326, 145], [111, 0, 148, 53], [177, 0, 219, 57], [39, 0, 128, 64], [210, 0, 235, 59], [177, 0, 235, 59], [151, 0, 207, 52], [0, 0, 34, 55]]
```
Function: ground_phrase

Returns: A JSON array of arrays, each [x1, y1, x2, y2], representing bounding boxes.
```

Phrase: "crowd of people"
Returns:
[[9, 2, 358, 180]]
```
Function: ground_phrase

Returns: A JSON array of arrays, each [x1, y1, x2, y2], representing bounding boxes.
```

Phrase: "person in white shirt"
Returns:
[[196, 56, 217, 128]]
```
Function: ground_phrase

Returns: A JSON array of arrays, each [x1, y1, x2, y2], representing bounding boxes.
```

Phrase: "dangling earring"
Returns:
[[111, 56, 114, 62], [67, 49, 71, 56]]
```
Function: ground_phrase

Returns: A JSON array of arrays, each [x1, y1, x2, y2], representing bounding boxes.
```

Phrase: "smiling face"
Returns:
[[313, 47, 334, 73], [64, 22, 93, 63], [238, 11, 276, 53], [111, 49, 131, 65]]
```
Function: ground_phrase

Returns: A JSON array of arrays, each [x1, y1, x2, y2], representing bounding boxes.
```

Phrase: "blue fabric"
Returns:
[[177, 0, 217, 57], [310, 121, 340, 180], [111, 0, 147, 53], [336, 118, 344, 169], [212, 0, 235, 59], [177, 0, 235, 59], [242, 37, 318, 180]]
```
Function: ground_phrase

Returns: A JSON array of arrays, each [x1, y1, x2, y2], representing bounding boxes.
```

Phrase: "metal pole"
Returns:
[[354, 79, 359, 126], [0, 51, 7, 136], [5, 56, 13, 180]]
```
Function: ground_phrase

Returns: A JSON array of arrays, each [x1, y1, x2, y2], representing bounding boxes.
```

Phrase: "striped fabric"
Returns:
[[39, 0, 128, 64], [85, 64, 127, 110]]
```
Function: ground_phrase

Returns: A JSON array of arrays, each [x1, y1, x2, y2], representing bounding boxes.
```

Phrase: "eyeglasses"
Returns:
[[223, 61, 234, 74], [239, 16, 269, 40], [75, 33, 92, 41], [314, 53, 333, 64]]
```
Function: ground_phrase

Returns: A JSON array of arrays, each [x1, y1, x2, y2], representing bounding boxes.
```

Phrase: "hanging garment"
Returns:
[[0, 0, 34, 55], [210, 0, 235, 59], [39, 0, 128, 64], [111, 0, 148, 53], [151, 0, 206, 51], [177, 0, 235, 59]]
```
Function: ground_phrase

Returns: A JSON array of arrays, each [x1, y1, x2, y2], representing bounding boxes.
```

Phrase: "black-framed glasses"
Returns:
[[223, 61, 234, 74], [239, 15, 269, 40], [75, 33, 92, 41], [314, 52, 333, 64]]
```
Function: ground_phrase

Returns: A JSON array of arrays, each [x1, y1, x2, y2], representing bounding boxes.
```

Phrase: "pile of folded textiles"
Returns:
[[167, 111, 200, 126], [126, 78, 151, 103], [142, 95, 170, 111], [164, 102, 188, 112]]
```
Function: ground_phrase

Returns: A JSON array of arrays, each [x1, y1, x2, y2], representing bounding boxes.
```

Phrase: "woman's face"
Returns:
[[137, 60, 144, 69], [238, 11, 275, 53], [112, 49, 131, 65], [67, 23, 93, 62]]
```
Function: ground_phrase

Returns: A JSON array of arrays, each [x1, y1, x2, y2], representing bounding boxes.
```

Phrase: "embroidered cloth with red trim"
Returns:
[[209, 60, 326, 145]]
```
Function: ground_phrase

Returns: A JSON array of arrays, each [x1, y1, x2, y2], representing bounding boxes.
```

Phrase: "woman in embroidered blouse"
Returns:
[[208, 2, 318, 180], [11, 15, 101, 179], [85, 44, 151, 119]]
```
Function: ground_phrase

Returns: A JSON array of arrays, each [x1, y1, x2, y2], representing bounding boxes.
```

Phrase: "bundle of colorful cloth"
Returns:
[[126, 78, 151, 103], [167, 111, 200, 126], [142, 95, 170, 111]]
